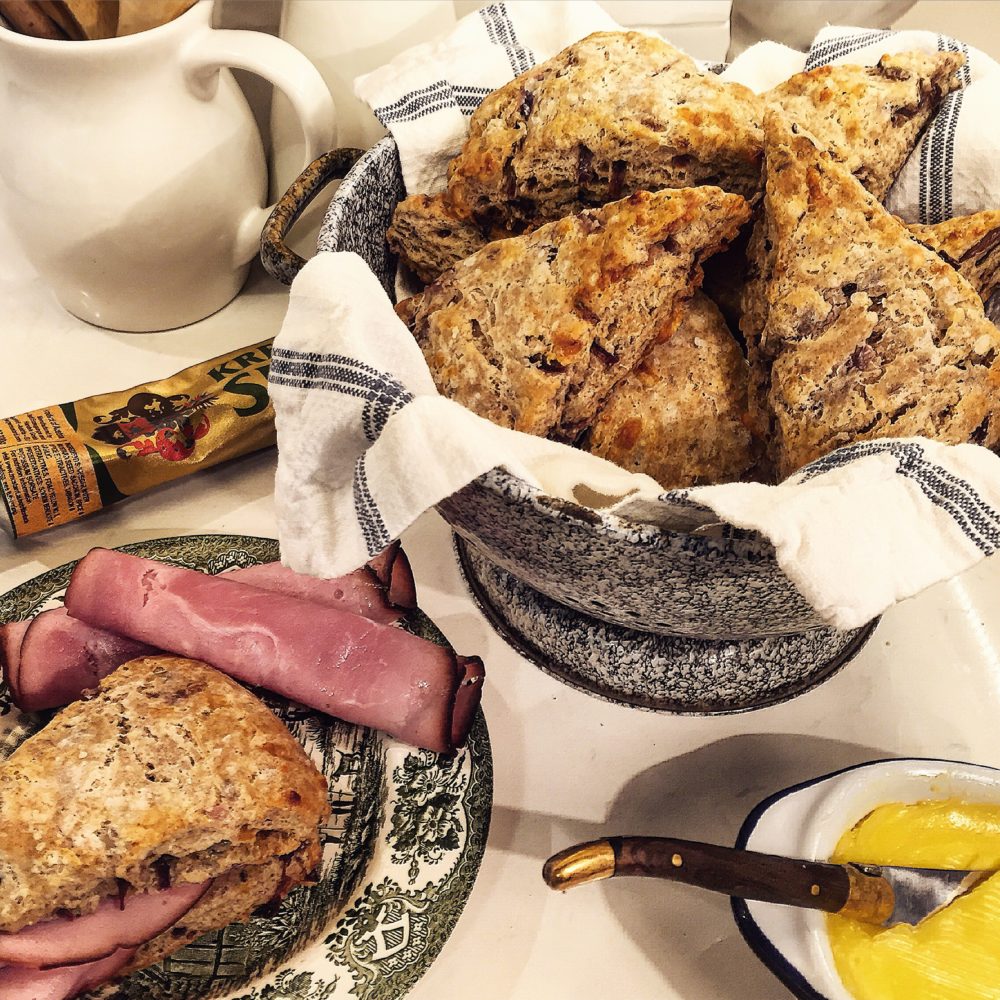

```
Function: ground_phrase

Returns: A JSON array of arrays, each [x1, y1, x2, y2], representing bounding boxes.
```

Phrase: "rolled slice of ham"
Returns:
[[65, 549, 484, 752], [0, 880, 209, 968], [366, 540, 417, 611], [3, 548, 416, 713], [0, 620, 30, 695], [0, 947, 135, 1000], [10, 609, 155, 712], [228, 559, 402, 625], [452, 655, 486, 750]]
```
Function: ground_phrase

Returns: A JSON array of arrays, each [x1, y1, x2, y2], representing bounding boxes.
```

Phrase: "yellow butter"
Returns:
[[827, 800, 1000, 1000]]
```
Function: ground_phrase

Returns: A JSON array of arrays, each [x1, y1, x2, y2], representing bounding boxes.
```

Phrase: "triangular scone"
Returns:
[[736, 50, 965, 366], [388, 192, 497, 285], [585, 293, 758, 487], [766, 51, 963, 201], [449, 32, 763, 224], [754, 112, 1000, 480], [398, 187, 750, 441], [0, 656, 327, 951], [910, 210, 1000, 303], [388, 31, 762, 283]]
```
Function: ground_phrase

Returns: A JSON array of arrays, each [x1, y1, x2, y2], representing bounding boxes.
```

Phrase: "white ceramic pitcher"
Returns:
[[0, 0, 334, 332]]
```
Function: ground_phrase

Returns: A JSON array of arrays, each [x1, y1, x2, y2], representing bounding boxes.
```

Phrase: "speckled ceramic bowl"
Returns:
[[260, 140, 875, 712], [733, 758, 1000, 1000]]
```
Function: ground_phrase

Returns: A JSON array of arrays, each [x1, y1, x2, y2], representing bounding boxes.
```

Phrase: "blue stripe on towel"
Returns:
[[804, 29, 893, 70], [270, 350, 414, 442], [918, 36, 969, 223], [797, 441, 1000, 553], [480, 3, 535, 76], [353, 453, 391, 554], [374, 81, 452, 126]]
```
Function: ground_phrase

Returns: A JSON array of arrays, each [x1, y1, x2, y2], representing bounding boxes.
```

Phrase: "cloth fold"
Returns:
[[272, 254, 1000, 632], [722, 25, 1000, 222], [273, 3, 1000, 632]]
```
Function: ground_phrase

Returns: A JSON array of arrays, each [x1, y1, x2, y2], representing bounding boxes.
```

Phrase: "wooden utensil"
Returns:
[[36, 1, 86, 38], [543, 836, 993, 927], [116, 0, 195, 36], [61, 0, 119, 40], [0, 0, 68, 38]]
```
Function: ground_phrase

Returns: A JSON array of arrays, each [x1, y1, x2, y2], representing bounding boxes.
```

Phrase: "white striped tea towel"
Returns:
[[272, 4, 1000, 631]]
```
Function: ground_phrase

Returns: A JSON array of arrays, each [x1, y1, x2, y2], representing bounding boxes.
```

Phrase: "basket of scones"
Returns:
[[261, 6, 1000, 710]]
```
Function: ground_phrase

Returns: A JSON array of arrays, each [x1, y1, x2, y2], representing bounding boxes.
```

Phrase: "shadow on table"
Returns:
[[492, 732, 891, 999]]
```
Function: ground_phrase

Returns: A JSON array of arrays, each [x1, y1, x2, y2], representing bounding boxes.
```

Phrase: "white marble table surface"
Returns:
[[2, 211, 999, 1000]]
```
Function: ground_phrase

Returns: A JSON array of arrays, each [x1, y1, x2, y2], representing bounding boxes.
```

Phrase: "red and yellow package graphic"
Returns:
[[0, 340, 275, 537]]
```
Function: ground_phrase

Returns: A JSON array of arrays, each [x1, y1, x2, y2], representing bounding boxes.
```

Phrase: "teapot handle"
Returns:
[[258, 149, 364, 285], [180, 26, 337, 267]]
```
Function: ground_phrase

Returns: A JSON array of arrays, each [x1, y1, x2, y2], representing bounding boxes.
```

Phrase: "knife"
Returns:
[[542, 836, 992, 927]]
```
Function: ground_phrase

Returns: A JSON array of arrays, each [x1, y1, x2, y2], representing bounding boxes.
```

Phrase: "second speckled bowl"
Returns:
[[261, 139, 875, 711]]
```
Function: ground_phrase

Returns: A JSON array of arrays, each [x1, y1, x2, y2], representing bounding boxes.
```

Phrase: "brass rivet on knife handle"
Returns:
[[837, 864, 895, 924], [543, 840, 616, 891]]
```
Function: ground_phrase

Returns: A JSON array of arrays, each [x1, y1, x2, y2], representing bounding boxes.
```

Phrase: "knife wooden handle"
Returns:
[[543, 837, 894, 924]]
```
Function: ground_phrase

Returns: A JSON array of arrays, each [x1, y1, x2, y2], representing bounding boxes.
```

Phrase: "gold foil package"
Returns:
[[0, 340, 275, 537]]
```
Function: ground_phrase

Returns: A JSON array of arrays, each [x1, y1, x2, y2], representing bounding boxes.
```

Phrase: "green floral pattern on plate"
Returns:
[[0, 534, 492, 1000]]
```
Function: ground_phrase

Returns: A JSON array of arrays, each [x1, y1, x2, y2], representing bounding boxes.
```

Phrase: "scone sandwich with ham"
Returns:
[[0, 656, 329, 1000]]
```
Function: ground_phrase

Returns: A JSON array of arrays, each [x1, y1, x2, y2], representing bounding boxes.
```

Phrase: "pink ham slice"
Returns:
[[228, 558, 403, 624], [0, 880, 210, 969], [3, 546, 415, 713], [366, 541, 418, 611], [0, 947, 135, 1000], [10, 609, 155, 712], [0, 620, 30, 696], [65, 549, 484, 752], [452, 655, 486, 748]]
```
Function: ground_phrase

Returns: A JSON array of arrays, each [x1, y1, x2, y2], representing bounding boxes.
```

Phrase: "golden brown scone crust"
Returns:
[[448, 31, 763, 228], [387, 32, 762, 285], [123, 845, 320, 974], [739, 51, 966, 424], [766, 51, 963, 201], [400, 187, 750, 440], [585, 293, 758, 487], [388, 192, 495, 285], [752, 112, 1000, 480], [0, 656, 329, 933], [909, 209, 1000, 303]]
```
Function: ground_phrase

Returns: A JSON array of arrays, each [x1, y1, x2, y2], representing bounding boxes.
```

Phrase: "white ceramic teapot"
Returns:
[[0, 0, 334, 332]]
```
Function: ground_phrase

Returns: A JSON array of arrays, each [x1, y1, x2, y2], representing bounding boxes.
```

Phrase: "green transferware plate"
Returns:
[[0, 534, 492, 1000]]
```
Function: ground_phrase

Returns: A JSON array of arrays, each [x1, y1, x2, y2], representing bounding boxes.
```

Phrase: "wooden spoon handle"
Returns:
[[543, 837, 893, 922], [36, 2, 87, 40], [61, 0, 119, 40], [0, 1, 68, 38]]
